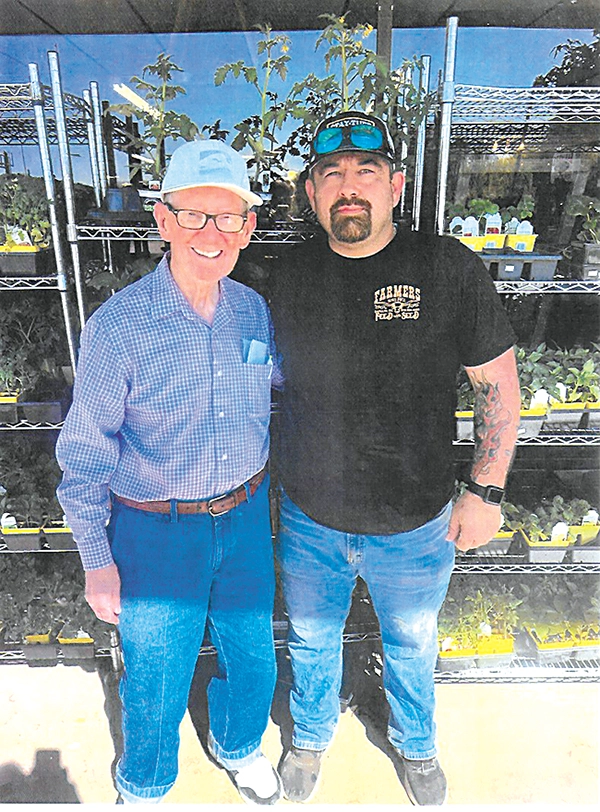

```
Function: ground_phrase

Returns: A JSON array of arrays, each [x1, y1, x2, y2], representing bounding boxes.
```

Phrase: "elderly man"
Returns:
[[269, 112, 520, 806], [56, 140, 282, 805]]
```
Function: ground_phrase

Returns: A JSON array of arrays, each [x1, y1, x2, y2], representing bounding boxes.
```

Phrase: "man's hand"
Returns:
[[446, 491, 503, 552], [85, 563, 121, 624]]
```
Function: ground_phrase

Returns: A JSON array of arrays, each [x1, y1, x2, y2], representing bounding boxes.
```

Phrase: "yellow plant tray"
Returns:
[[438, 647, 477, 658], [456, 235, 486, 252], [482, 233, 506, 249], [58, 635, 94, 645], [569, 523, 600, 544], [1, 526, 41, 535], [477, 637, 514, 655], [25, 631, 52, 644], [0, 244, 47, 252], [505, 234, 538, 252]]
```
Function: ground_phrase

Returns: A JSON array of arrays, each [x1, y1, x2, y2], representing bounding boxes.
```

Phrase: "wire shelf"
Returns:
[[0, 276, 61, 290]]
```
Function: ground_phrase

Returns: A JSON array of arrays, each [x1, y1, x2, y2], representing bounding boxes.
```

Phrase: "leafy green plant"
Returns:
[[284, 14, 429, 168], [565, 195, 600, 246], [0, 174, 51, 247], [502, 495, 593, 542], [112, 53, 199, 181], [215, 25, 291, 185], [0, 296, 69, 399], [549, 344, 600, 403], [516, 344, 563, 409], [501, 194, 535, 224], [534, 31, 600, 88]]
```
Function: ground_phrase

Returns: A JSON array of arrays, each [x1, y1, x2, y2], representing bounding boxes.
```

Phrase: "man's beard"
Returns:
[[329, 198, 372, 243]]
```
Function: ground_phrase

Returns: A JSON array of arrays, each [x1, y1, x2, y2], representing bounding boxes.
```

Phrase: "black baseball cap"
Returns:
[[308, 111, 396, 170]]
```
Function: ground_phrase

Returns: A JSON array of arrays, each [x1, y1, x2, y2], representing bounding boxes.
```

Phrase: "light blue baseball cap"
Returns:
[[160, 140, 262, 207]]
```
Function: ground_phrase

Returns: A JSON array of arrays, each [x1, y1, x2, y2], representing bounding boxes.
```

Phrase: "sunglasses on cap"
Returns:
[[314, 122, 385, 155]]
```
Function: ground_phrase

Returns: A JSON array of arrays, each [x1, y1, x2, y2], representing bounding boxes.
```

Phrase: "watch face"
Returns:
[[486, 487, 504, 505]]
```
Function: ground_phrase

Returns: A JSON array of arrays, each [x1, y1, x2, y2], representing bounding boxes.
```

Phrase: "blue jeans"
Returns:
[[108, 478, 276, 802], [277, 491, 454, 760]]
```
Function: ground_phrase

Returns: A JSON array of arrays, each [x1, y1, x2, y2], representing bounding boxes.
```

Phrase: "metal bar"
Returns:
[[28, 61, 78, 372], [376, 1, 394, 70], [398, 64, 411, 217], [435, 16, 458, 235], [90, 82, 108, 197], [412, 55, 430, 231], [48, 51, 87, 328], [83, 89, 102, 208]]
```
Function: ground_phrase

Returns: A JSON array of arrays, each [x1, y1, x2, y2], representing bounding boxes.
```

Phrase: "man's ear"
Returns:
[[391, 171, 405, 207], [305, 176, 317, 213], [238, 209, 257, 250], [153, 201, 171, 240]]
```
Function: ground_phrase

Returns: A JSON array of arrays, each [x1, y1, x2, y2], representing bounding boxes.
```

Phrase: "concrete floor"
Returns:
[[0, 655, 598, 808]]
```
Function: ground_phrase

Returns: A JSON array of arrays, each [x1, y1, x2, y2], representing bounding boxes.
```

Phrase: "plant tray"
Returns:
[[584, 403, 600, 427], [1, 527, 41, 551], [0, 247, 50, 276], [572, 642, 600, 660], [40, 528, 76, 551], [437, 649, 477, 671], [18, 401, 62, 423], [475, 652, 515, 669], [505, 234, 538, 252], [473, 532, 514, 556], [0, 395, 19, 424], [23, 642, 59, 664], [58, 641, 95, 660], [455, 411, 474, 440], [524, 628, 575, 662], [547, 402, 586, 429], [518, 407, 547, 439]]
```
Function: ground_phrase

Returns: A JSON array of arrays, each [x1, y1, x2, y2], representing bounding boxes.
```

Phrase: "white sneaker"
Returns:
[[230, 754, 282, 806]]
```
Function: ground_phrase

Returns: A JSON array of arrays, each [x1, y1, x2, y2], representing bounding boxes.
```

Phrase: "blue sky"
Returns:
[[0, 26, 595, 181]]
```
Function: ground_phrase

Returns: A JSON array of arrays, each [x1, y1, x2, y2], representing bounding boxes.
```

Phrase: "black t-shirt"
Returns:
[[269, 226, 516, 535]]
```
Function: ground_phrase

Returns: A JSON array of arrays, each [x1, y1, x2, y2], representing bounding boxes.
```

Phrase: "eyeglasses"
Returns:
[[164, 202, 247, 233], [313, 123, 385, 156]]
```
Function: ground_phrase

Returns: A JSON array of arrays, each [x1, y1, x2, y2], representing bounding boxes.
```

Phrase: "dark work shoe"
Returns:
[[279, 746, 324, 802], [396, 755, 447, 806]]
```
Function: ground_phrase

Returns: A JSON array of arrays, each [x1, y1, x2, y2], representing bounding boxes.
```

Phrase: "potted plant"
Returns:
[[504, 495, 595, 562], [447, 199, 500, 251], [502, 194, 538, 252], [437, 606, 478, 671], [0, 174, 51, 275], [471, 585, 519, 668], [564, 195, 600, 279], [546, 344, 600, 428]]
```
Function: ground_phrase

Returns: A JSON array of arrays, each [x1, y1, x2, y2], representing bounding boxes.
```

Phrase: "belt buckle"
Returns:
[[207, 496, 229, 517]]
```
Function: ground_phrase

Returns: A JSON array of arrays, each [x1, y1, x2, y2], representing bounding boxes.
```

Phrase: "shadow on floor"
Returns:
[[0, 749, 81, 803]]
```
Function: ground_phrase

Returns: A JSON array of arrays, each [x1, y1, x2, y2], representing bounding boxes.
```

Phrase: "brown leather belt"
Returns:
[[113, 468, 266, 518]]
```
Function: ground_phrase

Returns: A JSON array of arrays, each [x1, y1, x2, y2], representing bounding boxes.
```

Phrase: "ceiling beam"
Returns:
[[0, 0, 597, 36]]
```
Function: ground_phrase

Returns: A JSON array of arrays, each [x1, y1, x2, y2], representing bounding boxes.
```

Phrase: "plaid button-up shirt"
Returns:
[[56, 255, 282, 570]]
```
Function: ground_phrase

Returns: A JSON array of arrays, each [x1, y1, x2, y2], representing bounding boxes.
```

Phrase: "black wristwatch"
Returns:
[[465, 479, 505, 506]]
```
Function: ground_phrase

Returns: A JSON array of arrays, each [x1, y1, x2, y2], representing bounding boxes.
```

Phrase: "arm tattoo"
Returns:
[[472, 374, 515, 479]]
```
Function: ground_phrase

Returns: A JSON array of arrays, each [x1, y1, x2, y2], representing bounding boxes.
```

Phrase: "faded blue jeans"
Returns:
[[277, 491, 454, 760], [108, 477, 276, 802]]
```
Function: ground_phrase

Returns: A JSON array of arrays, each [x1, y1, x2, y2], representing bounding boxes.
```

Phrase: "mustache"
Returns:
[[330, 197, 372, 216]]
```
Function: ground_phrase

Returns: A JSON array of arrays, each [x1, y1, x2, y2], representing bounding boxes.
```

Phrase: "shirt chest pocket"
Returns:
[[243, 361, 273, 419]]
